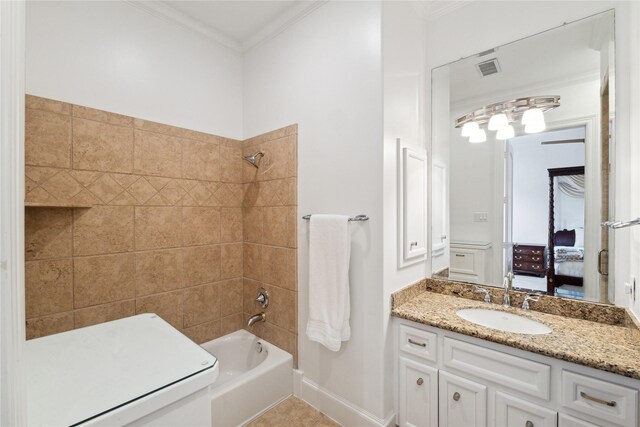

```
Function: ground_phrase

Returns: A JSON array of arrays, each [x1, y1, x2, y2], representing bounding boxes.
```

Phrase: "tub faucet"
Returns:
[[247, 313, 266, 328], [503, 272, 515, 307]]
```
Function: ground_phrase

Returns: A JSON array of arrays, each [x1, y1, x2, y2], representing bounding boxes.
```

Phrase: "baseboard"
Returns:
[[293, 370, 395, 427]]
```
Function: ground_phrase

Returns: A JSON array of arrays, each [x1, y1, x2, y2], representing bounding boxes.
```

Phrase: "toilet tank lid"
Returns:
[[25, 313, 217, 427]]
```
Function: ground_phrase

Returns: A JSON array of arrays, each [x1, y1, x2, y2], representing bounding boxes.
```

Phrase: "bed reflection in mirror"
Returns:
[[430, 10, 615, 303]]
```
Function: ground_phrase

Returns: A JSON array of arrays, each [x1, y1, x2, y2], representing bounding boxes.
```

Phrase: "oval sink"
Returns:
[[456, 308, 552, 335]]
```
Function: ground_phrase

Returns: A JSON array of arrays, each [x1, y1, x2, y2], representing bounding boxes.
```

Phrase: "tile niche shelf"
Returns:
[[24, 201, 92, 208]]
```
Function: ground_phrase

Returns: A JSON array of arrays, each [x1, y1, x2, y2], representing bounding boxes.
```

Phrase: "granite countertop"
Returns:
[[392, 289, 640, 379]]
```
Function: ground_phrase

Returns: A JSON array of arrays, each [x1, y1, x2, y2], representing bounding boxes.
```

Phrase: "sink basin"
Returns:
[[456, 308, 552, 335]]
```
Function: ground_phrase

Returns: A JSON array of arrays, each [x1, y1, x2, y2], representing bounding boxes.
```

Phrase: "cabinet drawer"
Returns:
[[399, 324, 437, 363], [495, 392, 557, 427], [514, 262, 544, 272], [514, 254, 544, 263], [450, 250, 476, 274], [513, 262, 544, 273], [443, 338, 551, 400], [514, 247, 544, 256], [558, 413, 602, 427], [561, 370, 637, 426]]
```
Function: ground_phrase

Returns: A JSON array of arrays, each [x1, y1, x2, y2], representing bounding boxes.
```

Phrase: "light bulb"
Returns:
[[521, 108, 544, 125], [525, 121, 546, 134], [461, 121, 479, 137], [496, 125, 515, 140], [469, 128, 486, 143], [488, 113, 509, 131]]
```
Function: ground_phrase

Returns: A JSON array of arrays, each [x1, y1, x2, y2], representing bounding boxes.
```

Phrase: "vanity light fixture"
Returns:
[[521, 107, 545, 125], [469, 128, 487, 143], [496, 125, 515, 140], [487, 112, 509, 131], [461, 121, 480, 137], [525, 121, 546, 134], [455, 96, 560, 142]]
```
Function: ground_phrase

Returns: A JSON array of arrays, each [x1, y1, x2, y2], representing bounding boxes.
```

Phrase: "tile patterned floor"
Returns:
[[247, 396, 342, 427]]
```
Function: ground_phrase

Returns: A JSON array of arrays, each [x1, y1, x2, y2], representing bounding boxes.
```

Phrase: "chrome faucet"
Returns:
[[247, 313, 266, 327], [503, 272, 514, 307], [474, 286, 491, 303], [522, 294, 541, 310]]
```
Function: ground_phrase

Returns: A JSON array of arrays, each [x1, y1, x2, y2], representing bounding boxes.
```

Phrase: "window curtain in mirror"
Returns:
[[557, 174, 584, 198]]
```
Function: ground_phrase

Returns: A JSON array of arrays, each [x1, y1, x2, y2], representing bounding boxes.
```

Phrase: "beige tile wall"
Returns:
[[24, 95, 245, 344], [241, 125, 298, 364]]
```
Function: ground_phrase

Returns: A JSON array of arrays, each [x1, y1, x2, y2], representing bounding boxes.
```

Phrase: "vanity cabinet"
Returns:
[[495, 392, 557, 427], [399, 357, 438, 427], [558, 414, 602, 427], [395, 319, 640, 427], [438, 371, 487, 427]]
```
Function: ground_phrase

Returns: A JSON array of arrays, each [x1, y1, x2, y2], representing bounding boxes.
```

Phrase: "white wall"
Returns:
[[26, 1, 243, 139], [382, 1, 428, 422], [511, 128, 585, 244], [243, 1, 387, 423]]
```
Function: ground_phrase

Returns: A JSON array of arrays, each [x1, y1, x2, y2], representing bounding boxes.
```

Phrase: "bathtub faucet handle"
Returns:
[[256, 288, 269, 309]]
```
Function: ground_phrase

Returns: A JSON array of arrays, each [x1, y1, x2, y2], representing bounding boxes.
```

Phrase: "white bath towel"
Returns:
[[306, 214, 351, 351]]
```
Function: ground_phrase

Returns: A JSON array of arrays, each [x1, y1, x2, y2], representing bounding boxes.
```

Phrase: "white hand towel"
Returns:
[[306, 214, 351, 351]]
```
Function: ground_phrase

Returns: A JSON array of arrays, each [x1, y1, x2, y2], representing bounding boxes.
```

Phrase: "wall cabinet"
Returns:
[[395, 318, 640, 427]]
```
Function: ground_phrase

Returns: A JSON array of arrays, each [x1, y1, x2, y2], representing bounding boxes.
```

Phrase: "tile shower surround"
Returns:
[[24, 95, 298, 362]]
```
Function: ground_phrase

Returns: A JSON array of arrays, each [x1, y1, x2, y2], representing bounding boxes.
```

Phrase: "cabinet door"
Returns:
[[495, 391, 557, 427], [399, 357, 438, 427], [558, 413, 602, 427], [439, 371, 487, 427]]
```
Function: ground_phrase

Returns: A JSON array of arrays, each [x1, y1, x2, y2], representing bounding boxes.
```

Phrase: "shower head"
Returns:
[[243, 150, 264, 168]]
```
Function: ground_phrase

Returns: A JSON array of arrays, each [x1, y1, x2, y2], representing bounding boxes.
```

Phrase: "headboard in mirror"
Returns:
[[430, 10, 615, 303]]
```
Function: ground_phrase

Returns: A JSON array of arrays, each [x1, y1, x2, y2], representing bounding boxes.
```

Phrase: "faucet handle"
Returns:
[[522, 293, 541, 310], [474, 286, 491, 303], [256, 288, 269, 309]]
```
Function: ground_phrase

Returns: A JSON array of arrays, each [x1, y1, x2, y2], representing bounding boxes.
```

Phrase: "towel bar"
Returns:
[[302, 214, 369, 221], [601, 217, 640, 229]]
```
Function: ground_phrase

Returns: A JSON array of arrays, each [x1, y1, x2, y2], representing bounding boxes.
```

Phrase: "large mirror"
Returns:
[[431, 10, 615, 303]]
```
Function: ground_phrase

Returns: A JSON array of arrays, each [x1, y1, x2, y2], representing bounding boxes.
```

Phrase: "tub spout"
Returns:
[[247, 313, 266, 328]]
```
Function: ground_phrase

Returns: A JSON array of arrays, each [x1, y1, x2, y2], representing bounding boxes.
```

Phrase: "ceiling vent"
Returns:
[[476, 58, 501, 77]]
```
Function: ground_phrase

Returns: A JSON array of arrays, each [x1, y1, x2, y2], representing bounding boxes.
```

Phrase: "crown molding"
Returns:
[[125, 1, 327, 53], [412, 0, 475, 23], [125, 1, 243, 52], [243, 1, 328, 51]]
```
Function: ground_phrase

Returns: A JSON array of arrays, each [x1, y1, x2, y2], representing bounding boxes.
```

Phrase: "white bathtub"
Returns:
[[201, 329, 293, 426]]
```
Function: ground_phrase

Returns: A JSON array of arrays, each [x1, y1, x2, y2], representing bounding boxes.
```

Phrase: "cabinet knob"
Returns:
[[525, 421, 534, 427], [452, 392, 460, 401], [416, 378, 423, 386]]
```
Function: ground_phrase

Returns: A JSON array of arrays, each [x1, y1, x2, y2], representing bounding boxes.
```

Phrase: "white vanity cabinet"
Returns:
[[399, 357, 438, 427], [438, 371, 487, 427], [395, 319, 640, 427]]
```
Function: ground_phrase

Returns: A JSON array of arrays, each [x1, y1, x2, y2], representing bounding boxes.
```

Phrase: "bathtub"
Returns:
[[202, 329, 293, 426]]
